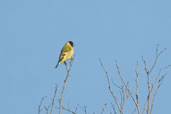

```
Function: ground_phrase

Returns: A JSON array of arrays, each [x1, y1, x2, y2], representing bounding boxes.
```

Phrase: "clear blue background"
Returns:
[[0, 0, 171, 114]]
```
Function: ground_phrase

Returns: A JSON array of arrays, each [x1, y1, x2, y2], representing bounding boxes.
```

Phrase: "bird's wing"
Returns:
[[58, 49, 71, 63], [61, 45, 72, 53], [57, 43, 72, 64]]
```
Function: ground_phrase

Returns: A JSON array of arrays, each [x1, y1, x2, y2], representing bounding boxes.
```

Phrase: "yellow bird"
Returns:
[[55, 41, 74, 68]]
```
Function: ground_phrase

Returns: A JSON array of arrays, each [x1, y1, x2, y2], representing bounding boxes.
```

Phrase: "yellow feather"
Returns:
[[55, 41, 74, 68]]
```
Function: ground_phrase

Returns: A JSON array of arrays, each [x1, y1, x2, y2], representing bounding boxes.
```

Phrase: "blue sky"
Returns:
[[0, 0, 171, 114]]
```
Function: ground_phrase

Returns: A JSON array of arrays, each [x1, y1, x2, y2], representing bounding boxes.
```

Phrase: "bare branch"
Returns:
[[142, 56, 149, 74], [74, 107, 78, 114], [115, 60, 140, 114], [112, 79, 127, 111], [150, 75, 166, 114], [160, 65, 171, 71], [56, 105, 77, 114], [150, 65, 170, 96], [142, 96, 148, 114], [142, 47, 167, 114], [38, 96, 47, 114], [44, 106, 49, 114], [111, 103, 117, 114], [50, 84, 58, 114], [111, 79, 123, 90], [149, 65, 171, 114], [112, 78, 128, 111], [59, 58, 74, 114], [77, 104, 87, 114], [62, 106, 77, 114], [142, 56, 151, 114], [149, 47, 166, 74], [99, 59, 122, 114], [121, 86, 129, 111], [135, 61, 139, 103], [101, 104, 107, 114], [99, 46, 169, 114], [120, 90, 123, 109]]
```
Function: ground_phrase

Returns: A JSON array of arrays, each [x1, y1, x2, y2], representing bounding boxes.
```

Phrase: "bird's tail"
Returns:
[[55, 63, 59, 69]]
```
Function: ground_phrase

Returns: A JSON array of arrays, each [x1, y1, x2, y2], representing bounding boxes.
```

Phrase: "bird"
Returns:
[[55, 41, 74, 68]]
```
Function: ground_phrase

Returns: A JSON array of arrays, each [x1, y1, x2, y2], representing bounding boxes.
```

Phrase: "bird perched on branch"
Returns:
[[55, 41, 74, 68]]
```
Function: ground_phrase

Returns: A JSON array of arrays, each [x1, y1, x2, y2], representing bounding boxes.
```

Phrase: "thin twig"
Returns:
[[50, 84, 58, 114], [99, 59, 122, 114], [135, 61, 139, 103], [142, 47, 167, 114], [74, 107, 78, 114], [121, 86, 128, 111], [142, 56, 151, 114], [77, 104, 87, 114], [38, 96, 47, 114], [111, 79, 127, 111], [59, 58, 74, 114], [44, 106, 49, 114], [147, 47, 166, 114], [56, 106, 77, 114], [101, 104, 107, 114], [150, 75, 166, 114], [149, 47, 166, 74], [149, 65, 171, 114], [111, 79, 122, 90], [135, 61, 140, 114], [115, 60, 140, 114], [111, 79, 126, 110], [111, 103, 117, 114], [120, 90, 123, 109], [142, 96, 148, 114], [62, 106, 77, 114]]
